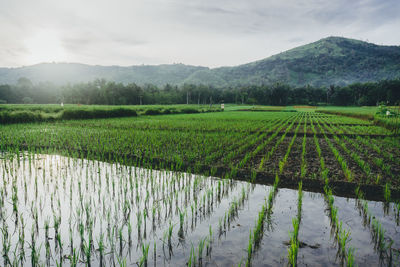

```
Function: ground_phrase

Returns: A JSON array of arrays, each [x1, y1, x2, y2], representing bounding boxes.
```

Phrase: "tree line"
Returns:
[[0, 77, 399, 106]]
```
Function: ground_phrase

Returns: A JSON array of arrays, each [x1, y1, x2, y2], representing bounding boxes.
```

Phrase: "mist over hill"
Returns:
[[1, 37, 399, 87]]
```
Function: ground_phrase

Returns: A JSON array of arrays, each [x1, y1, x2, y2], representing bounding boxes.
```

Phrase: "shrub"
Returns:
[[144, 109, 162, 115], [180, 108, 199, 114], [0, 111, 40, 124], [62, 108, 137, 120], [162, 108, 179, 114]]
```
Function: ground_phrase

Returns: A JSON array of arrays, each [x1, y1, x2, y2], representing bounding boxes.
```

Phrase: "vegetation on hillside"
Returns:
[[1, 37, 399, 87], [212, 37, 400, 87]]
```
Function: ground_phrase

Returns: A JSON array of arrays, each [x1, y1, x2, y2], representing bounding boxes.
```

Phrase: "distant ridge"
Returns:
[[1, 37, 399, 87]]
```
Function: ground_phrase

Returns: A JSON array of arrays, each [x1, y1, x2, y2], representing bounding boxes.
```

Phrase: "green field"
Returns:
[[2, 106, 398, 191], [0, 105, 399, 266]]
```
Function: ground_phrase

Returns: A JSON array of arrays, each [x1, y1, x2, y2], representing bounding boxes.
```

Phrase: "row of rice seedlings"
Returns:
[[219, 183, 251, 237], [354, 187, 398, 264], [258, 114, 301, 171], [300, 116, 307, 178], [331, 125, 399, 189], [324, 184, 356, 266], [237, 116, 295, 169], [278, 115, 303, 174], [334, 119, 392, 136], [342, 135, 394, 179], [184, 169, 258, 266], [351, 134, 400, 171], [187, 232, 212, 267], [321, 119, 392, 183], [310, 118, 325, 179], [315, 120, 353, 182], [244, 174, 280, 267], [350, 124, 392, 136], [224, 116, 293, 166], [187, 182, 254, 266], [344, 128, 400, 166], [287, 181, 303, 266], [170, 173, 243, 243], [204, 119, 278, 165], [306, 114, 321, 135], [322, 121, 373, 179], [370, 136, 400, 157], [187, 181, 221, 232], [311, 125, 356, 266]]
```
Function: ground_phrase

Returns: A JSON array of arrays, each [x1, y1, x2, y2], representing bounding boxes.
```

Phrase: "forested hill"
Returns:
[[210, 37, 400, 87], [1, 37, 400, 87]]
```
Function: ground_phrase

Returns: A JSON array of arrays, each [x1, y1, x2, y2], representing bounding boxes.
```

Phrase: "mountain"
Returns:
[[209, 37, 400, 87], [1, 37, 400, 87]]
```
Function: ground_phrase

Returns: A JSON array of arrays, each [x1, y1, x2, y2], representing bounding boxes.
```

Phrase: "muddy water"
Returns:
[[0, 153, 399, 266]]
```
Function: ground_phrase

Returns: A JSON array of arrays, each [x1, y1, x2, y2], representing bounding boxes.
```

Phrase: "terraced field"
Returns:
[[0, 109, 399, 266]]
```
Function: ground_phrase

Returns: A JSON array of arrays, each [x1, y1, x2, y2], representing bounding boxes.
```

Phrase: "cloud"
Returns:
[[0, 0, 399, 67]]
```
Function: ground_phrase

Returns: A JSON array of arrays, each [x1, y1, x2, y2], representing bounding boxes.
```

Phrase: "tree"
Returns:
[[270, 83, 290, 105]]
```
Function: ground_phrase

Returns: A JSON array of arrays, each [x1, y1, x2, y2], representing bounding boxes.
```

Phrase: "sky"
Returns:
[[0, 0, 399, 68]]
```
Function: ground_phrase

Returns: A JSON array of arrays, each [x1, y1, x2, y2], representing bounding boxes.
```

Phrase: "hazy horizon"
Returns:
[[1, 0, 399, 68]]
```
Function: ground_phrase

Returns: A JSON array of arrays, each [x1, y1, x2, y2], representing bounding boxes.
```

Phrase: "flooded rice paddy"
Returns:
[[0, 153, 399, 266]]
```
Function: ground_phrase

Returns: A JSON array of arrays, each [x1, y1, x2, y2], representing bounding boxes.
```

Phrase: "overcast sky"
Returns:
[[1, 0, 399, 68]]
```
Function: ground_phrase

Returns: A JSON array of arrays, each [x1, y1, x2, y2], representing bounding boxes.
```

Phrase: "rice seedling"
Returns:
[[139, 243, 150, 267], [287, 181, 303, 266], [116, 255, 127, 267], [246, 231, 253, 267], [197, 237, 206, 266], [98, 232, 105, 266], [70, 248, 80, 267], [321, 167, 356, 266], [287, 218, 300, 267], [300, 128, 307, 178], [384, 183, 391, 203], [1, 224, 11, 266], [187, 244, 196, 267]]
